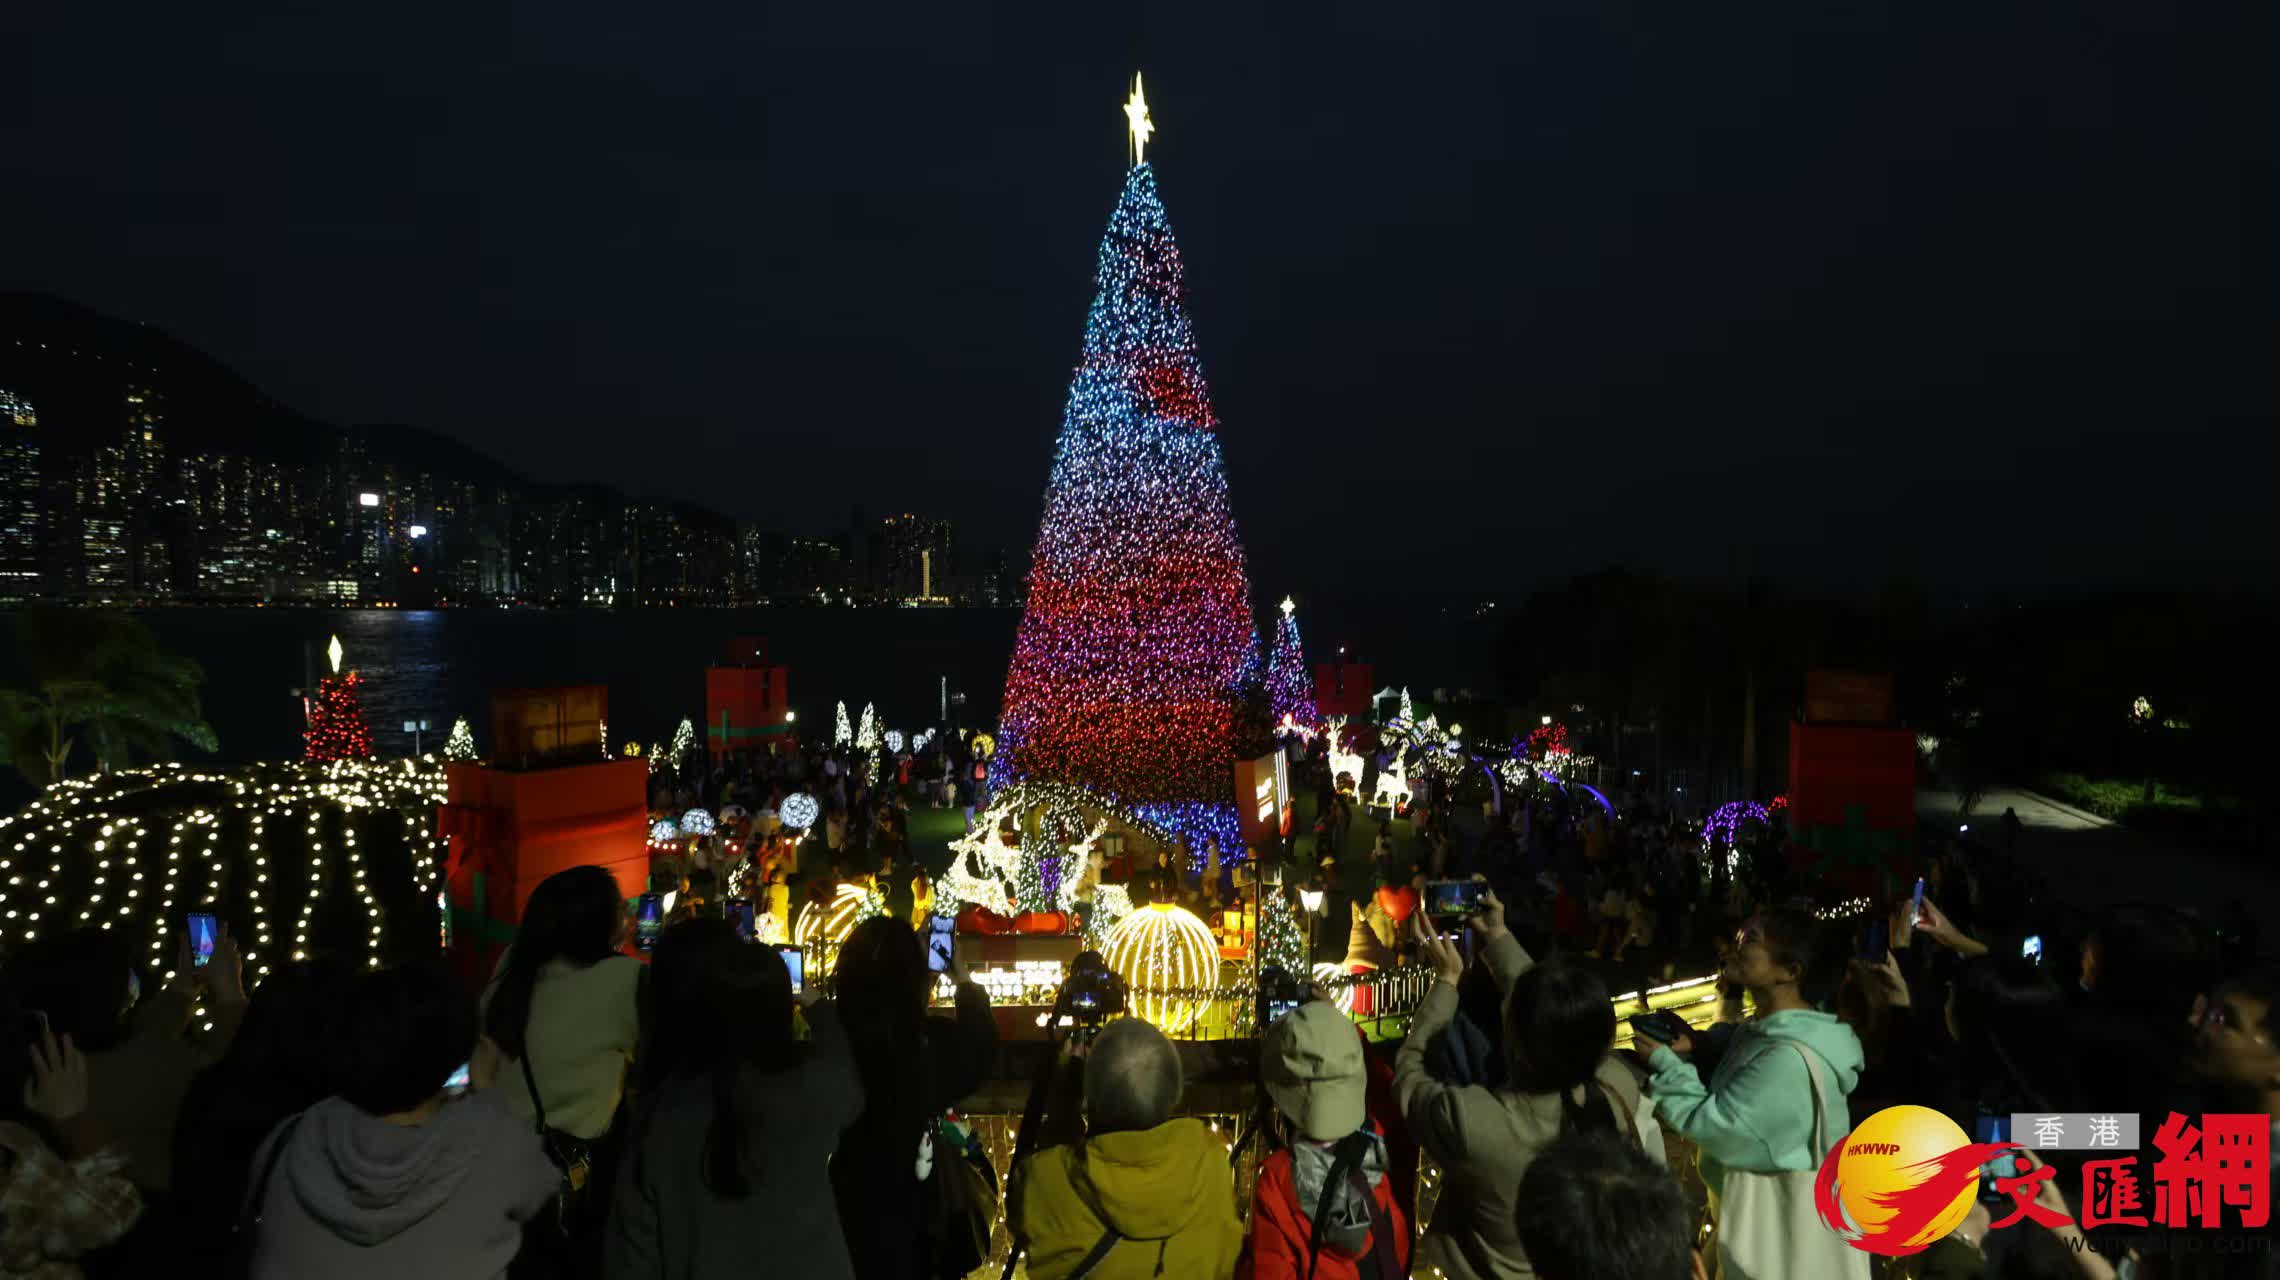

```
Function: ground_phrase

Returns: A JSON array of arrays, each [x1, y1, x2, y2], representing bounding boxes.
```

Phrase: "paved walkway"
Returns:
[[1917, 786, 2278, 923]]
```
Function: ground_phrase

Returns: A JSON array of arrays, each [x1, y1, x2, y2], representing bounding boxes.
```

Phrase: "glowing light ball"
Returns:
[[779, 793, 820, 830], [678, 808, 716, 837], [885, 730, 905, 754], [1816, 1105, 1984, 1255], [648, 819, 680, 844], [970, 733, 996, 760], [1102, 903, 1219, 1036]]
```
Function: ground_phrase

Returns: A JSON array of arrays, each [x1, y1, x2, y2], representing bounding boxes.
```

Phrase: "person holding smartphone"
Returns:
[[1394, 883, 1663, 1280], [1, 921, 249, 1201]]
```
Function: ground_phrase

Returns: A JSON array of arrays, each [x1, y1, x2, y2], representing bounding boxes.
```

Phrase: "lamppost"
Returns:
[[1298, 879, 1325, 964], [403, 718, 433, 756]]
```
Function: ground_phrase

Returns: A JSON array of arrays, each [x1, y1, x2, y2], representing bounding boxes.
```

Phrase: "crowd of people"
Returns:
[[0, 726, 2271, 1280]]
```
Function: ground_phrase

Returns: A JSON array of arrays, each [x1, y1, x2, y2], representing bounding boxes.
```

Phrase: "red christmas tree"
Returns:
[[305, 670, 375, 761]]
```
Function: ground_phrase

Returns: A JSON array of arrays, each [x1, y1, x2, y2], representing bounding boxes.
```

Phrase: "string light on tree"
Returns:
[[304, 638, 374, 762], [834, 702, 852, 747], [443, 717, 477, 761], [670, 719, 697, 770], [992, 79, 1259, 852], [1255, 888, 1306, 978], [1267, 597, 1319, 732]]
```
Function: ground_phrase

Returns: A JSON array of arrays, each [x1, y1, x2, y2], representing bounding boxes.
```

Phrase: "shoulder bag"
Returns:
[[1707, 1041, 1869, 1280]]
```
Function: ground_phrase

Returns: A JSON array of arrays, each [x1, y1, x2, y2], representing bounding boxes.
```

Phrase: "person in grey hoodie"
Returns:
[[245, 961, 558, 1280]]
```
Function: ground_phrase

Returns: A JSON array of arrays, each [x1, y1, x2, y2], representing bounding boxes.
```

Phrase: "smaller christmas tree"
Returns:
[[856, 703, 881, 760], [834, 701, 852, 747], [1256, 887, 1307, 977], [670, 718, 697, 770], [443, 717, 478, 761], [1267, 597, 1319, 730], [305, 670, 375, 761]]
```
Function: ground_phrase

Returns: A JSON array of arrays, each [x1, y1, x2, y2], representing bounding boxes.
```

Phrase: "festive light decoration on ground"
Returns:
[[1267, 598, 1318, 732], [1256, 889, 1306, 979], [1325, 717, 1367, 796], [942, 781, 1177, 918], [1702, 800, 1771, 874], [885, 730, 905, 754], [648, 818, 681, 844], [990, 131, 1258, 847], [793, 882, 887, 961], [443, 717, 477, 761], [1102, 904, 1220, 1035], [678, 808, 716, 837], [779, 792, 820, 831], [834, 702, 852, 747], [0, 761, 448, 980], [1369, 745, 1412, 814], [303, 670, 375, 762]]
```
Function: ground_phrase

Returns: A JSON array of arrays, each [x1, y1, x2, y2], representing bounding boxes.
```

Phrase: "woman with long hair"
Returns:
[[477, 866, 642, 1277], [1395, 889, 1660, 1279], [606, 921, 860, 1278], [828, 916, 995, 1280]]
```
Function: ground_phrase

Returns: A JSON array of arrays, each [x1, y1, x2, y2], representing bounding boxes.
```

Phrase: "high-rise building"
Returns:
[[0, 387, 41, 595]]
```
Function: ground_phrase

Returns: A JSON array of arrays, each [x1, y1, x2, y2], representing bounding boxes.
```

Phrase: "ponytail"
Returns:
[[1557, 1081, 1619, 1138]]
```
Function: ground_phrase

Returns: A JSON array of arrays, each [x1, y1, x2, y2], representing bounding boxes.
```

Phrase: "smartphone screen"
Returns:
[[778, 945, 805, 994], [635, 894, 664, 953], [1424, 878, 1483, 918], [1265, 998, 1300, 1023], [188, 913, 218, 968], [1908, 877, 1927, 931], [1975, 1113, 2016, 1203], [2021, 934, 2043, 963], [727, 899, 756, 942], [445, 1061, 471, 1096], [1859, 918, 1890, 961], [926, 916, 955, 973]]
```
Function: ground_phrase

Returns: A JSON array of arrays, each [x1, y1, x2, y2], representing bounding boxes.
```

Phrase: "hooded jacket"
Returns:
[[1008, 1118, 1243, 1280], [1238, 1124, 1411, 1280], [246, 1090, 558, 1280], [1646, 1007, 1865, 1198]]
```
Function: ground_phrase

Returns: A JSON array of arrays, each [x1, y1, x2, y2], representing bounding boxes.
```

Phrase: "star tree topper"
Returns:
[[1124, 73, 1154, 166]]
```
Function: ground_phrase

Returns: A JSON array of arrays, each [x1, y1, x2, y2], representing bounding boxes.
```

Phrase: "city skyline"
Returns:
[[0, 294, 1016, 607]]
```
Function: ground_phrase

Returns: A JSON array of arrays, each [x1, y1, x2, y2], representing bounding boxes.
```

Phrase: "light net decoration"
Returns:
[[1101, 903, 1220, 1036], [991, 147, 1258, 850]]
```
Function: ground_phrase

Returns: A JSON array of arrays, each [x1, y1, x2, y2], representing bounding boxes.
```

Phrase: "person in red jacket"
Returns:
[[1239, 1002, 1411, 1280]]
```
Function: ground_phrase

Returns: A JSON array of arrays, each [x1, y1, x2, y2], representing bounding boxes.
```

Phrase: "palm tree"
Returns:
[[0, 609, 218, 786]]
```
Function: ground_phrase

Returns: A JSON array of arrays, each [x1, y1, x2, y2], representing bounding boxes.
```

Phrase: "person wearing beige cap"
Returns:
[[1237, 1002, 1410, 1280]]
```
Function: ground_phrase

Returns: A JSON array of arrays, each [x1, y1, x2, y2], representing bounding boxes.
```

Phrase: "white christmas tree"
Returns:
[[834, 701, 852, 747], [670, 718, 697, 769], [856, 703, 881, 759], [443, 717, 478, 761]]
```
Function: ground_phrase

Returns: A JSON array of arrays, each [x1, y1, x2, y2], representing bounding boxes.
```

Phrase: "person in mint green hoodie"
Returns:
[[1634, 905, 1863, 1202]]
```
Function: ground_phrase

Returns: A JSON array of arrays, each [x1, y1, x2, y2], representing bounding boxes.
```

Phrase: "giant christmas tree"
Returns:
[[1267, 597, 1318, 730], [994, 78, 1258, 854]]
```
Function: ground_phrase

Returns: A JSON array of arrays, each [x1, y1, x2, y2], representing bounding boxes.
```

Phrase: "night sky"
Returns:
[[0, 1, 2258, 602]]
